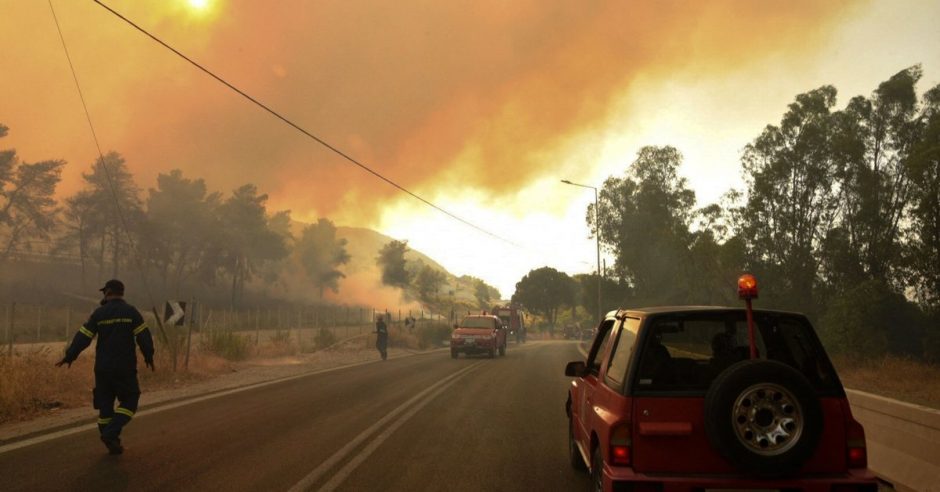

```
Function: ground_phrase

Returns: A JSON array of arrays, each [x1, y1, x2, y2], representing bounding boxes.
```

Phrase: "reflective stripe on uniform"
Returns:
[[79, 326, 95, 338], [133, 323, 149, 335], [98, 418, 112, 425], [115, 407, 135, 418]]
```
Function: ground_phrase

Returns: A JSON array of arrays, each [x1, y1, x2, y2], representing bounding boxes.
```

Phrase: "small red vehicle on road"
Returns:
[[451, 314, 507, 358], [493, 304, 527, 344], [565, 275, 878, 491]]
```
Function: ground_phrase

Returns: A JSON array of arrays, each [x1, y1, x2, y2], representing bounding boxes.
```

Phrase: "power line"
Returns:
[[48, 0, 160, 309], [91, 0, 519, 247]]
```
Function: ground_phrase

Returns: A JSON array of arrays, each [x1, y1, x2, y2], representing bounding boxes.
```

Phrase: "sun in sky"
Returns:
[[187, 0, 210, 10]]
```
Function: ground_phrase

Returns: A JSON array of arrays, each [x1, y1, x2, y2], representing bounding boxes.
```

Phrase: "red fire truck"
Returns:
[[492, 304, 526, 344]]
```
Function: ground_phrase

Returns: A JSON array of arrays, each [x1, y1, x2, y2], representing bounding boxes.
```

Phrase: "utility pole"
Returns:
[[561, 179, 603, 325]]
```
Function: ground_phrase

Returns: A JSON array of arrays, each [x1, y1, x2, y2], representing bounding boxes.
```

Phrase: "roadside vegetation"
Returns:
[[513, 66, 940, 368], [833, 355, 940, 410], [0, 319, 446, 424]]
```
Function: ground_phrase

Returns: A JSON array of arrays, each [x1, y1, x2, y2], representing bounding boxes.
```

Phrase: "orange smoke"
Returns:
[[1, 0, 858, 223]]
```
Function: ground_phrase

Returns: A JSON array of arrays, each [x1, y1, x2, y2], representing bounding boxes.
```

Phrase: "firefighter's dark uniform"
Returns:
[[64, 298, 154, 442]]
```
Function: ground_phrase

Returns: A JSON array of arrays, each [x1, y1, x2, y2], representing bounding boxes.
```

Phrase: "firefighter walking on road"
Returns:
[[56, 279, 155, 455], [375, 314, 389, 361]]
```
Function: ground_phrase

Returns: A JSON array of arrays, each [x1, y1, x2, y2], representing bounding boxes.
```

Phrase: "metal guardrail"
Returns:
[[847, 389, 940, 491]]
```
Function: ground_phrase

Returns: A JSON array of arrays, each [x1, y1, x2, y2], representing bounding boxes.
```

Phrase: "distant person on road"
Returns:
[[56, 279, 155, 455], [375, 314, 389, 360]]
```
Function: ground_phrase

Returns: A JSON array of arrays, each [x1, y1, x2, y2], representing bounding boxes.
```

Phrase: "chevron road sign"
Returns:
[[163, 301, 187, 326]]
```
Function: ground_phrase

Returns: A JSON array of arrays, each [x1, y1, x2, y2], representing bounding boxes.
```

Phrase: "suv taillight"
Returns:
[[846, 417, 868, 469], [610, 423, 632, 466]]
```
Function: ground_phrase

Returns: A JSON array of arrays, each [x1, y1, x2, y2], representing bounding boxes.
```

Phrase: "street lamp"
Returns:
[[561, 179, 602, 325]]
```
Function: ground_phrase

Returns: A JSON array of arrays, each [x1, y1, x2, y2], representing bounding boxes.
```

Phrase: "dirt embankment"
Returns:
[[832, 355, 940, 410]]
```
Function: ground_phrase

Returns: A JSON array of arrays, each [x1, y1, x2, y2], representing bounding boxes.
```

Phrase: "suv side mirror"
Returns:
[[565, 361, 587, 377]]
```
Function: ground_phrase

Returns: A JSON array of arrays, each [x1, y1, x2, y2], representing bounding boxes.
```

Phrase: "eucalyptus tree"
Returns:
[[512, 266, 576, 327], [414, 264, 447, 305], [144, 169, 223, 296], [592, 145, 695, 305], [297, 218, 350, 298], [216, 184, 289, 307], [65, 152, 143, 280], [905, 83, 940, 313], [377, 239, 412, 289], [737, 86, 843, 314], [0, 124, 64, 262], [828, 66, 927, 288]]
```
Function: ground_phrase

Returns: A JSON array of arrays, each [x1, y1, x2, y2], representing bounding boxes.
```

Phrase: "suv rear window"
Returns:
[[633, 311, 841, 395]]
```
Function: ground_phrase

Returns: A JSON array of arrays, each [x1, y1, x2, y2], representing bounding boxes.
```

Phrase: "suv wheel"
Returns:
[[499, 343, 506, 357], [568, 419, 586, 471], [704, 359, 823, 476]]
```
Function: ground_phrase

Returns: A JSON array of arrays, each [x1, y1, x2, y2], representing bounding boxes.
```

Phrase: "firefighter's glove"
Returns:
[[145, 359, 155, 372], [55, 357, 72, 368]]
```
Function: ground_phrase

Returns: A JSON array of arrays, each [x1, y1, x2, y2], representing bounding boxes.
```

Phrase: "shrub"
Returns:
[[270, 329, 292, 345], [0, 347, 88, 423], [924, 313, 940, 363], [416, 322, 452, 349], [201, 329, 250, 361], [819, 280, 927, 359], [314, 328, 338, 350]]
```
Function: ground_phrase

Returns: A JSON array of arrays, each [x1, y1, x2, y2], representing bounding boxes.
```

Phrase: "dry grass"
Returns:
[[833, 355, 940, 409], [0, 343, 243, 424], [0, 327, 429, 424], [0, 347, 92, 424]]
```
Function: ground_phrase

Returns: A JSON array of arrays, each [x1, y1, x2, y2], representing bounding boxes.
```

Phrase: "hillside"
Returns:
[[285, 222, 484, 310], [335, 226, 450, 276]]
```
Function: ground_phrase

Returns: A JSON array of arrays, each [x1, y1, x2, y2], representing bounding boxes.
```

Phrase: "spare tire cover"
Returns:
[[703, 359, 823, 476]]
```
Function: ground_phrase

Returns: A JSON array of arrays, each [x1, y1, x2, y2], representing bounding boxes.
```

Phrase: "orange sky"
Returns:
[[3, 0, 851, 213], [2, 0, 938, 297]]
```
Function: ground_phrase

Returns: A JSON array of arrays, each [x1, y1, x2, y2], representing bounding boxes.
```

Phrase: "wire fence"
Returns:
[[1, 300, 447, 357]]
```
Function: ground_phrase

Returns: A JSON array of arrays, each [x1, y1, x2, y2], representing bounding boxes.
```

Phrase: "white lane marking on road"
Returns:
[[577, 343, 588, 358], [317, 367, 472, 492], [288, 361, 484, 492], [0, 351, 446, 455]]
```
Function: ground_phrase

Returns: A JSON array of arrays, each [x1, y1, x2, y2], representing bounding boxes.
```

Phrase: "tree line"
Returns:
[[514, 66, 940, 361], [0, 128, 503, 312], [376, 239, 500, 314], [0, 136, 352, 307]]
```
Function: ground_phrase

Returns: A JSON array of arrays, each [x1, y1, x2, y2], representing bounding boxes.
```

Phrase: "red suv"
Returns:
[[565, 279, 878, 491], [451, 314, 507, 358]]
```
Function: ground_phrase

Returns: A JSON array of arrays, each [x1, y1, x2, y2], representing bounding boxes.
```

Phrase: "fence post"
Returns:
[[6, 303, 14, 356], [184, 298, 195, 371], [150, 306, 174, 371]]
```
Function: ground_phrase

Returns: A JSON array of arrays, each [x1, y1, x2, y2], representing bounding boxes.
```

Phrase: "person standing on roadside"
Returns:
[[375, 314, 389, 360], [56, 279, 154, 455]]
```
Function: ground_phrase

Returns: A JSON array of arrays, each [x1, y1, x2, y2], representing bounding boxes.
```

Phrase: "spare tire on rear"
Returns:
[[704, 359, 822, 476]]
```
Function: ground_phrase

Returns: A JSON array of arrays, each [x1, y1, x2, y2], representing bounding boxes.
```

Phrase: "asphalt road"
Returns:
[[0, 341, 590, 491]]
